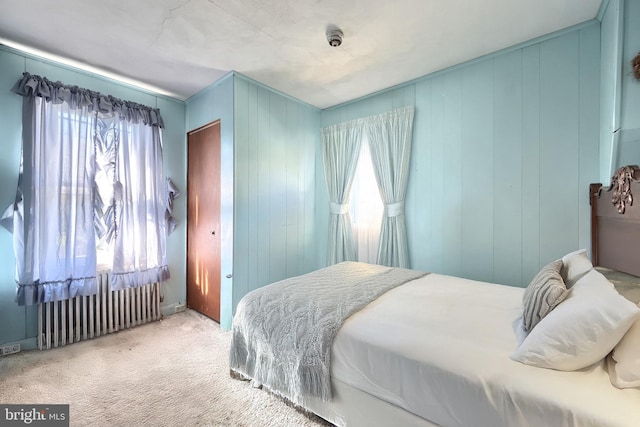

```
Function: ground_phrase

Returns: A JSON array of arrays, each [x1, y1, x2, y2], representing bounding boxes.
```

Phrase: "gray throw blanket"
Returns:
[[229, 261, 427, 406]]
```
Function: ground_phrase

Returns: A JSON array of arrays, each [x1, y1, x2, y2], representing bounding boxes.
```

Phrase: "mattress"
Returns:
[[330, 273, 640, 427]]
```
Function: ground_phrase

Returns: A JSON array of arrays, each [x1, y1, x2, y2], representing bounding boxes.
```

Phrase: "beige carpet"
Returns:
[[0, 309, 328, 427]]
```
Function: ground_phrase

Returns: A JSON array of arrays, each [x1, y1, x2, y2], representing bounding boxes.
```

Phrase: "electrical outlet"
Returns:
[[174, 303, 186, 313], [0, 343, 20, 357]]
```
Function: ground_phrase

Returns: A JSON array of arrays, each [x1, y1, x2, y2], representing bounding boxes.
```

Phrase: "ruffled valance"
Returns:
[[109, 265, 170, 292], [321, 106, 415, 133], [12, 72, 164, 128]]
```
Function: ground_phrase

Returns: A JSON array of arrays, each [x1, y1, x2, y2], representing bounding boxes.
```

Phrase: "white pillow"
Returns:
[[608, 314, 640, 388], [511, 269, 640, 371], [560, 249, 593, 288]]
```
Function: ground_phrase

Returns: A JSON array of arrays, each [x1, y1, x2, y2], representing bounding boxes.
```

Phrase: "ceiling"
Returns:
[[0, 0, 602, 109]]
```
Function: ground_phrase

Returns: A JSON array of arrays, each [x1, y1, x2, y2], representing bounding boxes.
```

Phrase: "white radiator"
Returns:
[[37, 273, 161, 350]]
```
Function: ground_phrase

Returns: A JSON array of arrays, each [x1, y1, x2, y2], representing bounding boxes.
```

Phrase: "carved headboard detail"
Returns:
[[590, 165, 640, 277], [611, 165, 639, 214]]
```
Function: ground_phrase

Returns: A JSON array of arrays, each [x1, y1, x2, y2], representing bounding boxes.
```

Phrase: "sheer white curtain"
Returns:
[[11, 95, 98, 305], [6, 73, 168, 305], [321, 121, 363, 265], [350, 136, 383, 264], [366, 106, 415, 268], [110, 118, 169, 290]]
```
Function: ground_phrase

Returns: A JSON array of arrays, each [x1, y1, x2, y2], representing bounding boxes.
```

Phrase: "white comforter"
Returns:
[[331, 274, 640, 427]]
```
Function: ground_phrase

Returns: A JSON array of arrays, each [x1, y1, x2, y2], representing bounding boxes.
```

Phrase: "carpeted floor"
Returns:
[[0, 309, 328, 427]]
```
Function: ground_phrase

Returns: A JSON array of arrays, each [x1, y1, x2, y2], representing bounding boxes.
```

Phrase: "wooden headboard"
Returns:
[[590, 165, 640, 277]]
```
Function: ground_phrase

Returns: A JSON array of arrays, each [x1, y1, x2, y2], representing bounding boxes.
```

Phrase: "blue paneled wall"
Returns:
[[0, 48, 28, 348], [320, 22, 601, 287], [185, 73, 236, 330], [608, 0, 640, 171], [185, 74, 320, 330], [0, 46, 187, 347], [232, 75, 320, 323], [599, 0, 623, 181]]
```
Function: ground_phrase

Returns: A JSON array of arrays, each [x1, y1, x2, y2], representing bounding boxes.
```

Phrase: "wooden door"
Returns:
[[186, 121, 221, 322]]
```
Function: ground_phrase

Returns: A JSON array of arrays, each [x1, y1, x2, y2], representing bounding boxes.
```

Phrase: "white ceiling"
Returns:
[[0, 0, 601, 109]]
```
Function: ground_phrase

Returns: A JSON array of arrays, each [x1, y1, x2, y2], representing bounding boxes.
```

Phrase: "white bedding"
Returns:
[[330, 273, 640, 427]]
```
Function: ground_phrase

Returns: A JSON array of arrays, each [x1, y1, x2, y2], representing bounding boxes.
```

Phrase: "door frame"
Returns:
[[186, 120, 222, 322], [186, 118, 233, 330]]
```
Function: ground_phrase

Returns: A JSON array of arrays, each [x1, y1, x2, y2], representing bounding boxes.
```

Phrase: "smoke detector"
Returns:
[[326, 29, 343, 47]]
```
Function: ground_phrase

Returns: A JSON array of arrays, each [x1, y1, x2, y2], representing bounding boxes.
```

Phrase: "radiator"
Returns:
[[37, 273, 161, 350]]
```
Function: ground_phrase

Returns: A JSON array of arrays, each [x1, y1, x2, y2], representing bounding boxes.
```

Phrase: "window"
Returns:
[[350, 137, 383, 264], [8, 73, 169, 305]]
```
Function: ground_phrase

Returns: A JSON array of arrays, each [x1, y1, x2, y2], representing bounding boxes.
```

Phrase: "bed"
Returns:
[[230, 165, 640, 427]]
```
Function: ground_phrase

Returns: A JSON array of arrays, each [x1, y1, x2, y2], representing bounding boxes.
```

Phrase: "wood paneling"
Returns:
[[0, 49, 28, 345], [613, 0, 640, 173], [319, 23, 601, 287], [521, 45, 542, 286], [232, 76, 320, 321], [539, 31, 580, 262], [621, 0, 640, 131], [441, 70, 464, 276], [461, 60, 494, 282], [599, 0, 622, 182], [493, 50, 523, 286], [579, 25, 603, 251]]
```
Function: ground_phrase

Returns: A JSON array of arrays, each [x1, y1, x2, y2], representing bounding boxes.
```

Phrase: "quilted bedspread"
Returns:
[[229, 261, 427, 406]]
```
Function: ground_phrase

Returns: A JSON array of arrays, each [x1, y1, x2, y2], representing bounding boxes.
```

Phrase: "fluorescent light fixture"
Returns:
[[0, 37, 181, 99]]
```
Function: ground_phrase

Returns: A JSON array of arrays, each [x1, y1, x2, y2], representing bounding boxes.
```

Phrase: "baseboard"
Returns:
[[0, 337, 38, 353], [161, 303, 187, 317]]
